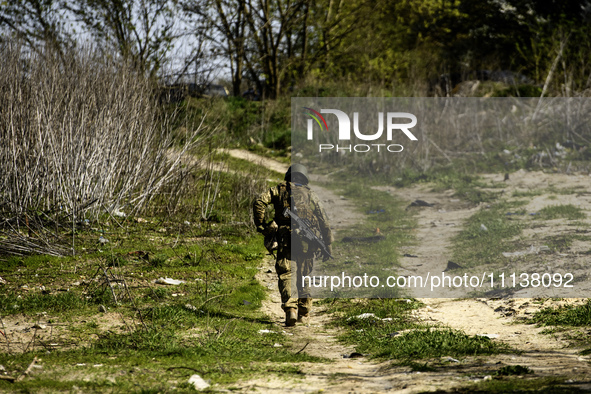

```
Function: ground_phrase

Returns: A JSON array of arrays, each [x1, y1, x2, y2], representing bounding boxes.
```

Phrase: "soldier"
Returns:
[[253, 164, 333, 326]]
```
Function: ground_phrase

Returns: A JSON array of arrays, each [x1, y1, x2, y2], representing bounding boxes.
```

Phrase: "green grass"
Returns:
[[452, 201, 525, 268], [0, 292, 88, 316], [326, 298, 512, 367], [535, 204, 586, 220], [532, 300, 591, 327], [0, 165, 323, 392], [0, 228, 325, 391], [512, 189, 544, 197], [374, 328, 511, 360], [530, 300, 591, 357], [385, 169, 500, 204], [542, 234, 591, 252], [432, 174, 502, 204]]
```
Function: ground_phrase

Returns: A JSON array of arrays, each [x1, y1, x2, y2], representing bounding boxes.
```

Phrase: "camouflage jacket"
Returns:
[[252, 181, 333, 246]]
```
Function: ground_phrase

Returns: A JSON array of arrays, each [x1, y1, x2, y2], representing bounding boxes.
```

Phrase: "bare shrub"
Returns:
[[0, 42, 208, 256]]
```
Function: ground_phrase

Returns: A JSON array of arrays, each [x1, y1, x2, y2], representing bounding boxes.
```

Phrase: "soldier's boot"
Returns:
[[296, 312, 309, 325], [297, 307, 310, 324], [285, 308, 297, 327]]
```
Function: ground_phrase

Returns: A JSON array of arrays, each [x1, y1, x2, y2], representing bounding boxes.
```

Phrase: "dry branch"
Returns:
[[15, 356, 38, 382]]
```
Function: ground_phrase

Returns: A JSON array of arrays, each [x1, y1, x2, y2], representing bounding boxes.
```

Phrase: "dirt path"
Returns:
[[226, 150, 591, 392], [232, 182, 474, 393], [219, 149, 289, 174], [385, 172, 591, 391]]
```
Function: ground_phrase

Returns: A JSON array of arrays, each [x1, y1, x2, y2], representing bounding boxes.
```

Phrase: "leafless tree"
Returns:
[[64, 0, 177, 77]]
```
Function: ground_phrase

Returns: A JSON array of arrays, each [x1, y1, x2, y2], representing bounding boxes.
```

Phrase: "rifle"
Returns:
[[283, 208, 333, 259]]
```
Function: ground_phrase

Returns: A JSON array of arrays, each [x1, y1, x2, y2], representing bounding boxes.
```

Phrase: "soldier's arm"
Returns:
[[252, 186, 278, 233]]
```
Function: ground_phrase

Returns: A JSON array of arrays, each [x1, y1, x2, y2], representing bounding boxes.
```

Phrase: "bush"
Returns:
[[0, 41, 206, 255]]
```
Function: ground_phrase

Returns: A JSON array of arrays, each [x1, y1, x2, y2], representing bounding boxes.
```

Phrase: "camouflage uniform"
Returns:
[[253, 181, 332, 315]]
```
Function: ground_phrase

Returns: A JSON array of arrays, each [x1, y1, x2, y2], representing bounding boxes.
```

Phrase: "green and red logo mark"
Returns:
[[303, 107, 328, 133]]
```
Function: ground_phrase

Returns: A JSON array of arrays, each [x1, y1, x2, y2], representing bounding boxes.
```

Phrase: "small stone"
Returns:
[[344, 352, 364, 359], [188, 374, 210, 390], [113, 209, 126, 218], [409, 199, 434, 207], [445, 261, 463, 271]]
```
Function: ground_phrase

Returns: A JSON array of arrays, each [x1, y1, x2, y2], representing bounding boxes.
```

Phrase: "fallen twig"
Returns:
[[295, 342, 310, 354], [102, 267, 118, 304], [122, 277, 148, 331], [16, 356, 38, 382], [215, 318, 235, 340], [198, 294, 226, 310]]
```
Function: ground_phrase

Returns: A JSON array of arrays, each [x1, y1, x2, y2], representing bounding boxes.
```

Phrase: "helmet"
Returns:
[[285, 163, 308, 184]]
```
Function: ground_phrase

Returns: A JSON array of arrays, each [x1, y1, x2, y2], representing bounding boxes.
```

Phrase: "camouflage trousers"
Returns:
[[275, 248, 313, 314]]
